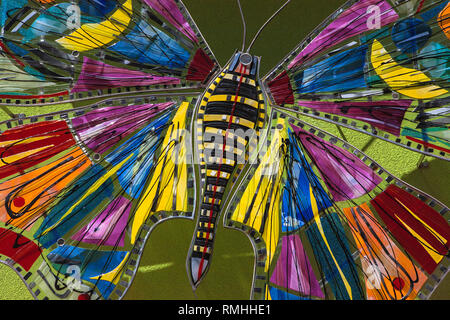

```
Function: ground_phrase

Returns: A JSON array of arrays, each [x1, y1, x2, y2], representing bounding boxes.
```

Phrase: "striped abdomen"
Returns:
[[189, 52, 266, 287]]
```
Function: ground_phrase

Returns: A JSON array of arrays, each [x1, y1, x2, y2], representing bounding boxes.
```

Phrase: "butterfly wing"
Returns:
[[0, 93, 201, 300], [224, 0, 450, 300], [223, 108, 450, 300], [0, 0, 216, 300], [0, 0, 219, 105], [262, 0, 450, 160]]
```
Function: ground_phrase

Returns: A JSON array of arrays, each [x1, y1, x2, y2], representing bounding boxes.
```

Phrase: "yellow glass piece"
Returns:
[[56, 0, 133, 51], [370, 39, 448, 99], [208, 95, 259, 108], [223, 74, 256, 86], [265, 285, 272, 300], [0, 146, 51, 168], [203, 114, 255, 129], [203, 142, 244, 156], [206, 169, 230, 179], [0, 135, 54, 148], [90, 252, 130, 285], [396, 198, 446, 264], [231, 119, 286, 271], [131, 102, 190, 244], [203, 127, 246, 146]]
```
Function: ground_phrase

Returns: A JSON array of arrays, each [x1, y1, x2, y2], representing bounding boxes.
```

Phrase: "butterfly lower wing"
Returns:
[[0, 0, 219, 105], [223, 108, 450, 300], [263, 0, 449, 160], [0, 94, 199, 300]]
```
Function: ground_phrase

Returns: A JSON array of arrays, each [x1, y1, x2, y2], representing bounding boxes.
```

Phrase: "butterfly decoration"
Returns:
[[0, 0, 448, 301]]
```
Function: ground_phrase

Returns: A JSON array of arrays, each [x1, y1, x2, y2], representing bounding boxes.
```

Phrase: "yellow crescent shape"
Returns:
[[370, 39, 448, 99], [90, 252, 130, 285], [56, 0, 133, 52]]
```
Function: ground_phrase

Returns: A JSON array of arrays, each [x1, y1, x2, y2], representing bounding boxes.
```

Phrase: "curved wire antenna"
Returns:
[[237, 0, 247, 51], [246, 0, 291, 53]]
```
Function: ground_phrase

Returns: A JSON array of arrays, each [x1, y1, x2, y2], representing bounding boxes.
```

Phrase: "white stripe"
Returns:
[[11, 10, 37, 33]]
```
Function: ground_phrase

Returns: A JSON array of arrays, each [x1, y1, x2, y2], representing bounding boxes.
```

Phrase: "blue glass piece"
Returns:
[[419, 42, 450, 80], [4, 41, 28, 57], [78, 0, 117, 23], [108, 21, 190, 69], [294, 45, 368, 93], [23, 66, 46, 81], [306, 212, 364, 300], [105, 112, 171, 199], [0, 0, 27, 27], [269, 287, 310, 300], [34, 165, 113, 248], [391, 18, 432, 54], [229, 53, 240, 71], [21, 3, 71, 42], [420, 1, 448, 22], [281, 131, 333, 232]]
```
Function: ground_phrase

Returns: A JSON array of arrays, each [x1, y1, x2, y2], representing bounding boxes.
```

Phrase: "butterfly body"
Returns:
[[188, 51, 267, 287]]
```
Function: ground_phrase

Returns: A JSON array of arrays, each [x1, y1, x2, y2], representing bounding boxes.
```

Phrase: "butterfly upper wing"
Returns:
[[223, 108, 450, 300], [0, 0, 219, 105], [262, 0, 450, 160], [0, 0, 213, 300]]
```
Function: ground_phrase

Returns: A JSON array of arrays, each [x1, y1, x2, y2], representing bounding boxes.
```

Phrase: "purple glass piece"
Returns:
[[270, 234, 324, 298], [143, 0, 198, 43], [71, 57, 180, 93], [289, 0, 399, 69], [298, 100, 411, 136], [291, 124, 382, 201], [72, 102, 173, 154], [71, 196, 131, 247]]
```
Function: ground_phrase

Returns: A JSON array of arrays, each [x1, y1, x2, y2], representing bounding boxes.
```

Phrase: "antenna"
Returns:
[[237, 0, 247, 52], [246, 0, 291, 53]]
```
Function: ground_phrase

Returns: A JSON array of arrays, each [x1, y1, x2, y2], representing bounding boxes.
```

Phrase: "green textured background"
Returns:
[[0, 0, 448, 300]]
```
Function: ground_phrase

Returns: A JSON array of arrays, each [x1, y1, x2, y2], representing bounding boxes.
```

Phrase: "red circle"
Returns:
[[13, 197, 25, 207], [78, 293, 90, 300], [392, 277, 405, 291]]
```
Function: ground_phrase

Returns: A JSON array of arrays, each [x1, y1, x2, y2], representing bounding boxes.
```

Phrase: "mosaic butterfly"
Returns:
[[0, 0, 448, 300]]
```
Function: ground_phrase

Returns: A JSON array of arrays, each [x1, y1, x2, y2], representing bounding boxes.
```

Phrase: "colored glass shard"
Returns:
[[291, 124, 382, 201], [72, 102, 173, 154], [72, 58, 181, 93], [298, 100, 411, 136], [306, 212, 364, 300], [370, 184, 450, 274], [343, 203, 427, 300], [0, 227, 42, 271], [270, 234, 324, 298], [288, 0, 399, 68], [71, 196, 131, 247]]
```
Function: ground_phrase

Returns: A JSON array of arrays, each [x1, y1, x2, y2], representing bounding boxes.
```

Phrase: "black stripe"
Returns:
[[203, 121, 254, 131], [212, 79, 258, 100], [204, 101, 258, 122]]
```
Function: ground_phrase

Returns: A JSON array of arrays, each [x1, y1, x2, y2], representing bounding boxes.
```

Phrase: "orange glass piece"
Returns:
[[343, 203, 427, 300]]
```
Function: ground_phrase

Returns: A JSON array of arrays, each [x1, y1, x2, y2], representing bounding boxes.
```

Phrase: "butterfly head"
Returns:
[[227, 51, 260, 78]]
